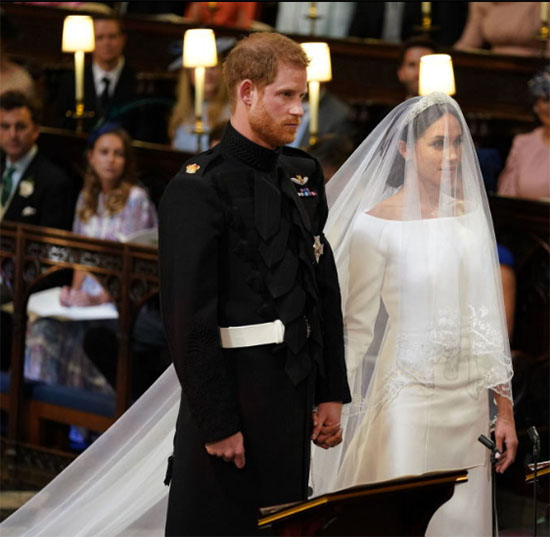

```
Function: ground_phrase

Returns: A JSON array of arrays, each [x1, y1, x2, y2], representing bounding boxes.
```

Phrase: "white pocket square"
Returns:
[[22, 206, 37, 217]]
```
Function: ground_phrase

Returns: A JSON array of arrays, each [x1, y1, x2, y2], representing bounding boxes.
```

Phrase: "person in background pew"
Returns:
[[275, 2, 354, 38], [54, 14, 141, 136], [287, 88, 354, 150], [305, 133, 356, 183], [0, 10, 36, 99], [454, 2, 550, 57], [397, 37, 437, 99], [24, 123, 157, 393], [0, 90, 74, 229], [184, 2, 257, 29], [168, 37, 234, 153], [348, 2, 467, 46], [498, 67, 550, 200]]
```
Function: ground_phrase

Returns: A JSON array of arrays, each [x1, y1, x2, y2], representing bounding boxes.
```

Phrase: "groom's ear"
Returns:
[[238, 79, 255, 107], [398, 140, 408, 159]]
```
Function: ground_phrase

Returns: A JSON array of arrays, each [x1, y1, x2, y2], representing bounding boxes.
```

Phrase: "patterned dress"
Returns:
[[24, 186, 157, 393]]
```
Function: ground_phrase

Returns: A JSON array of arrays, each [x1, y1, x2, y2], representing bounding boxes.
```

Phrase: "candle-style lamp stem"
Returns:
[[308, 80, 320, 146], [421, 2, 431, 32], [307, 2, 320, 36], [537, 1, 549, 56], [183, 28, 218, 154], [193, 66, 206, 153], [73, 51, 85, 133], [301, 42, 332, 148], [62, 15, 95, 133]]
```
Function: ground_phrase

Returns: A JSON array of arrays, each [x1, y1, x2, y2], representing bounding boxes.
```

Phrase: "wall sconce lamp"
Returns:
[[419, 54, 456, 96], [301, 42, 332, 146], [62, 15, 95, 133], [183, 28, 218, 153], [538, 2, 549, 45]]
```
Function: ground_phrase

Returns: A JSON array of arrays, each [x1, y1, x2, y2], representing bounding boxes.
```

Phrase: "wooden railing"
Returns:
[[0, 222, 160, 447]]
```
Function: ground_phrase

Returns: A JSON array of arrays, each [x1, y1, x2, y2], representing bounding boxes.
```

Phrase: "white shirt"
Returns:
[[92, 57, 125, 98]]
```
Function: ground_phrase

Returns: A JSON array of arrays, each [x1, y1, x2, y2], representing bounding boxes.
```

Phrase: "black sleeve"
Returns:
[[312, 163, 351, 405], [159, 174, 241, 443]]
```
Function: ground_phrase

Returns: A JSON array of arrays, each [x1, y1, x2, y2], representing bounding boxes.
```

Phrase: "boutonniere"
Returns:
[[19, 177, 34, 198]]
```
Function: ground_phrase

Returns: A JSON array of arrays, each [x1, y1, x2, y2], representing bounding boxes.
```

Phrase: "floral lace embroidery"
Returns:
[[358, 305, 514, 421]]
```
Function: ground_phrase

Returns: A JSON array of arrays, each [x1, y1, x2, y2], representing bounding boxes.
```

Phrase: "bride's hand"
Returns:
[[493, 397, 518, 474]]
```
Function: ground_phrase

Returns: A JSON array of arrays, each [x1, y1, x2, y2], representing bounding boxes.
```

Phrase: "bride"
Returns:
[[310, 91, 517, 535], [0, 93, 517, 536]]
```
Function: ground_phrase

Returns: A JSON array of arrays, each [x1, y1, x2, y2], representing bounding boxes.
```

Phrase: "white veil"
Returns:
[[0, 366, 179, 536], [309, 92, 513, 495], [0, 93, 513, 535]]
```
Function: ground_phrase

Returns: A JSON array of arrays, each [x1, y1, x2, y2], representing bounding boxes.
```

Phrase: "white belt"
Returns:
[[219, 320, 285, 348]]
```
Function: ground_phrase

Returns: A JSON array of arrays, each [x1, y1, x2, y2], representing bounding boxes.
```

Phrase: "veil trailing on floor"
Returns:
[[1, 366, 178, 536], [0, 93, 513, 535]]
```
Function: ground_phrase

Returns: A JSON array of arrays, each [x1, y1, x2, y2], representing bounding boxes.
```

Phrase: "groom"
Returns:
[[159, 32, 350, 535]]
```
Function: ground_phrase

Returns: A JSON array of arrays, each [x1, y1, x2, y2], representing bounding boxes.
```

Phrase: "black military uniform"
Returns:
[[159, 123, 351, 536]]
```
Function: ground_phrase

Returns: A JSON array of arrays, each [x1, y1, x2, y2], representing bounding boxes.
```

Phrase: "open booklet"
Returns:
[[26, 287, 118, 321], [119, 228, 158, 247]]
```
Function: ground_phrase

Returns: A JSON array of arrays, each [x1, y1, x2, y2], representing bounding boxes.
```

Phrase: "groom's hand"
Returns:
[[312, 402, 343, 449]]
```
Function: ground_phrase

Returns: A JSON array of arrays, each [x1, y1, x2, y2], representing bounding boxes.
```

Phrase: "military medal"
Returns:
[[313, 235, 324, 263]]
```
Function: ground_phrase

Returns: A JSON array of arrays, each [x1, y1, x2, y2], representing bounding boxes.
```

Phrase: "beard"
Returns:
[[249, 101, 299, 148]]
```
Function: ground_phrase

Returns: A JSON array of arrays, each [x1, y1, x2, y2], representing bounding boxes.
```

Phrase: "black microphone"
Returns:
[[528, 426, 541, 457], [478, 434, 501, 464], [478, 434, 496, 451]]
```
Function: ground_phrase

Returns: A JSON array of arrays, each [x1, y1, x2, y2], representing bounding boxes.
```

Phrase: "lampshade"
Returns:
[[301, 42, 332, 82], [419, 54, 456, 96], [62, 15, 95, 52], [183, 29, 218, 68]]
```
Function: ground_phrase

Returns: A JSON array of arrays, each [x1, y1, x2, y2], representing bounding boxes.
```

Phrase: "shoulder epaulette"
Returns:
[[179, 147, 222, 178]]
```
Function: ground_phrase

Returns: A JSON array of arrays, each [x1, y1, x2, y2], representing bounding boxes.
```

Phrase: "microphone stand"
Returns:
[[528, 426, 541, 537], [478, 435, 500, 537]]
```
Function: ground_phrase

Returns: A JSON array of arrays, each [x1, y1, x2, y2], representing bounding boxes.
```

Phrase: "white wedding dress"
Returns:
[[312, 208, 504, 536]]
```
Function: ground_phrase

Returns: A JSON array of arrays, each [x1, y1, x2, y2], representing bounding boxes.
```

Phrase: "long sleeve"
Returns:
[[454, 2, 486, 50], [118, 187, 158, 238], [159, 175, 241, 443], [344, 217, 386, 377]]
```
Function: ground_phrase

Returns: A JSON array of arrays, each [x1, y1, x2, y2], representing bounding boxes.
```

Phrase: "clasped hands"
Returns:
[[205, 402, 343, 468], [312, 401, 343, 450], [59, 286, 108, 307]]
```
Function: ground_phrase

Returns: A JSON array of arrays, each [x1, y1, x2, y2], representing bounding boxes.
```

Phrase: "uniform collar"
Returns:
[[219, 122, 281, 171]]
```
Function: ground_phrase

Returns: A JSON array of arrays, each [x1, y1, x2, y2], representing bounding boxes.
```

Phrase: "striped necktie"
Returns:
[[1, 166, 15, 207]]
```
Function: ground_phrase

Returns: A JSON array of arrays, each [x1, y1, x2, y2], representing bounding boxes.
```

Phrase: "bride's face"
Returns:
[[413, 112, 463, 188]]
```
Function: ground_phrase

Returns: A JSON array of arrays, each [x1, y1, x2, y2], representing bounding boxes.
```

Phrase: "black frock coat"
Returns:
[[159, 124, 351, 536]]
